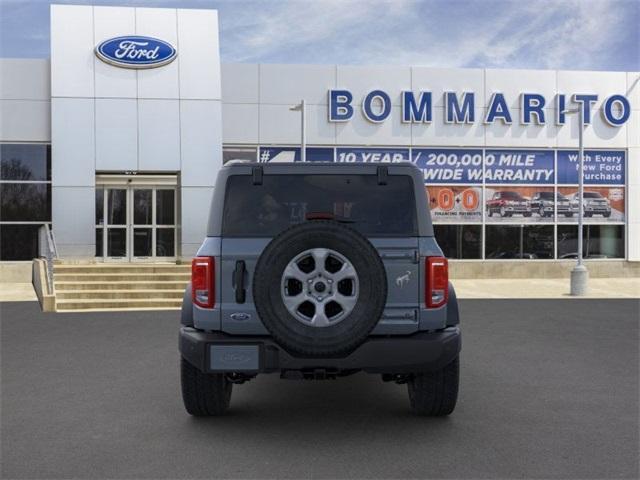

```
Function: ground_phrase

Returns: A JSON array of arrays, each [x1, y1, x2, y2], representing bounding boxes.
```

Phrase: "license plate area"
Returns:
[[209, 344, 260, 372]]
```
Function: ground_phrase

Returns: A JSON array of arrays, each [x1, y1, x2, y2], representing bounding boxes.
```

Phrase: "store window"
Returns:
[[485, 225, 554, 259], [223, 146, 257, 164], [0, 144, 51, 260], [557, 225, 624, 259], [434, 225, 482, 259]]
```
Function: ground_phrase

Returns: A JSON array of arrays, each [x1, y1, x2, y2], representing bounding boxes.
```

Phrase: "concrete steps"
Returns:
[[55, 281, 189, 291], [52, 263, 189, 312]]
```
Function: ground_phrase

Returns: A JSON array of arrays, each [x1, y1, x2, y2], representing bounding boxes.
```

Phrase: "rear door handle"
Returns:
[[232, 260, 246, 304], [380, 251, 419, 263]]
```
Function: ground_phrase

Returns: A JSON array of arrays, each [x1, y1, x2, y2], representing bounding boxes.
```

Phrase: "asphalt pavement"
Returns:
[[1, 300, 638, 479]]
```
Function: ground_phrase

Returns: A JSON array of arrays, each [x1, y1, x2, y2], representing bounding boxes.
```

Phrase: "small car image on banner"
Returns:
[[557, 187, 625, 223], [485, 187, 552, 223], [426, 186, 482, 223]]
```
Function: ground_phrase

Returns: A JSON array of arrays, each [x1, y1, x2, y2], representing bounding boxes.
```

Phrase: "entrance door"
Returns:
[[96, 178, 177, 262]]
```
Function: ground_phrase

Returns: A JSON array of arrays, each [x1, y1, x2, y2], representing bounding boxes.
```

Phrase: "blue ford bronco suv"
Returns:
[[180, 162, 461, 416]]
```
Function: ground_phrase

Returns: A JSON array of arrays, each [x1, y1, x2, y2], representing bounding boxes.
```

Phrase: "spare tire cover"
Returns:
[[253, 220, 387, 357]]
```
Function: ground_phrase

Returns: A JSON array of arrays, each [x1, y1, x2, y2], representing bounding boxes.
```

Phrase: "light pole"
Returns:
[[564, 104, 588, 295], [289, 100, 306, 162]]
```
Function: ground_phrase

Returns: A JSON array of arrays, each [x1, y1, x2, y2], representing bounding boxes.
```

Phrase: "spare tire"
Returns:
[[253, 220, 387, 357]]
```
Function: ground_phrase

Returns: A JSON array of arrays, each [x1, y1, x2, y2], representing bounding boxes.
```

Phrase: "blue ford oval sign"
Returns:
[[95, 36, 177, 69]]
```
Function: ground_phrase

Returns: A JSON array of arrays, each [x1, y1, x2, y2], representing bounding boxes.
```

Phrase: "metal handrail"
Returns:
[[38, 224, 58, 294]]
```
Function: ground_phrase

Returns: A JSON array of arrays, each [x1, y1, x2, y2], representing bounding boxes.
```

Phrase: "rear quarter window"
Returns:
[[222, 174, 417, 237]]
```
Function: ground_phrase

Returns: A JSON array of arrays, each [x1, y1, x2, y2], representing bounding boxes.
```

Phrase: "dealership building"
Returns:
[[1, 4, 639, 278]]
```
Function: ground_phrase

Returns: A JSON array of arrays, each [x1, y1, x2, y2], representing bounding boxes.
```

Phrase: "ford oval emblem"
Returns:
[[230, 312, 251, 321], [95, 36, 177, 69]]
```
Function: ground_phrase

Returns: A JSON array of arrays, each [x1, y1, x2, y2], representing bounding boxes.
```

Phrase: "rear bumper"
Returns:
[[180, 326, 461, 375]]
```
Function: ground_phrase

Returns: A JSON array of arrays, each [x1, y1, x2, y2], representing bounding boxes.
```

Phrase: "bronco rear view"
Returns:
[[179, 162, 461, 416]]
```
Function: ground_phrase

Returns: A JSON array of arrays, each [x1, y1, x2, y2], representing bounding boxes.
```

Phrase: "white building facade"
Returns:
[[0, 4, 638, 269]]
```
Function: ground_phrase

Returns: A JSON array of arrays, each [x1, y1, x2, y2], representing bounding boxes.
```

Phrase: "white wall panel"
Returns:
[[259, 104, 301, 144], [52, 186, 95, 249], [485, 69, 556, 110], [51, 4, 94, 98], [221, 103, 258, 144], [306, 105, 336, 145], [93, 6, 137, 98], [411, 67, 485, 108], [221, 64, 259, 103], [138, 99, 180, 171], [485, 108, 558, 147], [556, 110, 627, 148], [628, 148, 640, 187], [337, 66, 410, 107], [626, 72, 640, 111], [95, 98, 137, 171], [51, 98, 94, 186], [136, 7, 180, 99], [0, 100, 50, 142], [181, 100, 222, 187], [181, 186, 214, 245], [260, 64, 335, 105], [336, 106, 411, 146], [557, 70, 627, 111], [628, 148, 640, 261], [628, 110, 640, 148], [627, 148, 640, 260], [412, 107, 485, 147], [0, 59, 50, 100], [177, 9, 220, 100]]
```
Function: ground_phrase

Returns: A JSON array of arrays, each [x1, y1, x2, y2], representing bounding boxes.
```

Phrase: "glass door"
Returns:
[[155, 188, 176, 260], [103, 188, 128, 261], [96, 184, 176, 262], [131, 187, 177, 261], [131, 188, 153, 260]]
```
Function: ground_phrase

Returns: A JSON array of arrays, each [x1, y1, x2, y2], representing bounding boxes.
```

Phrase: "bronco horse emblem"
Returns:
[[396, 270, 412, 288]]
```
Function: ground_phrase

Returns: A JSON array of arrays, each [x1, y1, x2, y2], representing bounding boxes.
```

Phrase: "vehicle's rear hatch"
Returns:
[[219, 172, 420, 335]]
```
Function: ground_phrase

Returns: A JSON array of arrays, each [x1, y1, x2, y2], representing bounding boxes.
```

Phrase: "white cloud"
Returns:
[[0, 0, 636, 70], [218, 0, 637, 71]]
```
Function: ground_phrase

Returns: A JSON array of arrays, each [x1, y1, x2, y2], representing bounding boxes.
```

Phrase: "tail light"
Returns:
[[192, 256, 215, 308], [426, 256, 448, 308]]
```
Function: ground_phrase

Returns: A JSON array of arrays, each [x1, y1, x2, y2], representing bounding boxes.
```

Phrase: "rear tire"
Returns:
[[407, 357, 459, 416], [181, 357, 232, 416]]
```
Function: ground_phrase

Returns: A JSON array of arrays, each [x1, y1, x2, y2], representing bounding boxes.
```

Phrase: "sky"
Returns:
[[0, 0, 638, 71]]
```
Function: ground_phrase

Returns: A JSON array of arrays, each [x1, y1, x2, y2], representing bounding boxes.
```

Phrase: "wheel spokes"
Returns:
[[332, 262, 357, 282], [282, 290, 308, 312], [332, 292, 357, 312], [310, 308, 331, 327], [310, 248, 329, 273], [283, 262, 308, 283]]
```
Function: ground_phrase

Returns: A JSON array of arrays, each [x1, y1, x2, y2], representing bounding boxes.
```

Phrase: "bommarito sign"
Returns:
[[328, 90, 631, 126]]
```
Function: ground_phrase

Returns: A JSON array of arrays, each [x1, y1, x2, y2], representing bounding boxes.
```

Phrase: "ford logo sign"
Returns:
[[95, 36, 177, 69]]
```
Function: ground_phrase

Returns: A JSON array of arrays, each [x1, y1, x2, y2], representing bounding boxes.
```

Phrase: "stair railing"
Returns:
[[38, 224, 58, 294]]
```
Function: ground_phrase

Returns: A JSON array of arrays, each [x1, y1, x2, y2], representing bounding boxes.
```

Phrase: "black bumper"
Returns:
[[180, 327, 461, 375]]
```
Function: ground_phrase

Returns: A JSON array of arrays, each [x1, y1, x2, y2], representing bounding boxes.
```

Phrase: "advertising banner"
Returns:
[[485, 186, 555, 223], [557, 150, 625, 185], [258, 147, 334, 163], [484, 150, 554, 184], [412, 149, 483, 184], [336, 147, 410, 163], [426, 186, 482, 223], [557, 187, 625, 223]]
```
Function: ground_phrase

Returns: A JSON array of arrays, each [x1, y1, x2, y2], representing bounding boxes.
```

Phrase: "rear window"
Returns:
[[222, 174, 417, 237]]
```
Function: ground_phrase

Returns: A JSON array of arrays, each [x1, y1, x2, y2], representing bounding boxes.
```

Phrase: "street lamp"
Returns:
[[289, 100, 306, 162], [563, 104, 588, 295]]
